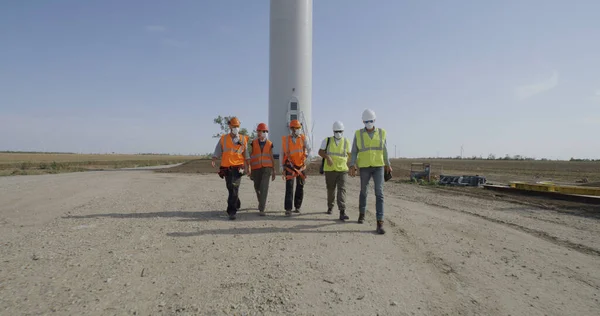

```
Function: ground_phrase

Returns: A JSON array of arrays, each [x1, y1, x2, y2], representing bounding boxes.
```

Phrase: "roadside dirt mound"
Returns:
[[421, 185, 600, 216], [156, 159, 214, 174], [580, 182, 600, 187]]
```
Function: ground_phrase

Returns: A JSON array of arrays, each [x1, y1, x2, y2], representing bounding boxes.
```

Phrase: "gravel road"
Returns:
[[1, 170, 599, 315]]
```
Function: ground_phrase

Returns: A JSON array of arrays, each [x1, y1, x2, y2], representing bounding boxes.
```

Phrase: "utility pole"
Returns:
[[460, 145, 464, 159], [395, 145, 397, 158]]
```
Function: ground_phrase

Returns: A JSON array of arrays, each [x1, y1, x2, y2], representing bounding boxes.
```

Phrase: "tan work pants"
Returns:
[[325, 171, 347, 211]]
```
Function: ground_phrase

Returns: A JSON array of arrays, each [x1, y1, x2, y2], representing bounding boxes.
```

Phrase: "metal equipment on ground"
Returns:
[[439, 175, 487, 187], [508, 182, 600, 196], [410, 163, 432, 182], [483, 183, 600, 205]]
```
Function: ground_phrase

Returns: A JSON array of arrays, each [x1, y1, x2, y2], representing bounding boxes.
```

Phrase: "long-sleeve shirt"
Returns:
[[212, 133, 250, 160], [280, 134, 311, 168], [349, 128, 390, 167]]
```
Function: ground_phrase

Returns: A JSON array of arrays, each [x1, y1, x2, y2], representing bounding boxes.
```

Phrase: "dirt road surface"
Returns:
[[1, 170, 599, 315]]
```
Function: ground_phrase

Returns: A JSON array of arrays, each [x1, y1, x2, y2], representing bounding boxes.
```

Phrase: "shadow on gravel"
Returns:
[[178, 210, 341, 223], [63, 210, 228, 220], [62, 209, 338, 223], [166, 222, 373, 237]]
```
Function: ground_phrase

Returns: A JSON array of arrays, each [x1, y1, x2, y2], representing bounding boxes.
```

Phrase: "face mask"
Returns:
[[291, 129, 300, 136], [364, 122, 374, 129], [334, 132, 342, 139], [231, 127, 239, 134], [260, 132, 268, 140]]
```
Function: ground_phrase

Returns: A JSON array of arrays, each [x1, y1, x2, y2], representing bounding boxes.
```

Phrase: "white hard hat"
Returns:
[[362, 109, 376, 121], [332, 121, 344, 131]]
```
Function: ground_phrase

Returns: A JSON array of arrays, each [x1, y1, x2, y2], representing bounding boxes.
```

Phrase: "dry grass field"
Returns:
[[4, 152, 599, 187], [389, 158, 600, 185], [0, 152, 202, 176], [159, 158, 600, 185], [158, 157, 600, 212]]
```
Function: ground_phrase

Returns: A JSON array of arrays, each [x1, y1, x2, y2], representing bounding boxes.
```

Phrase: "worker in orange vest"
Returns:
[[211, 116, 250, 220], [280, 119, 311, 216], [249, 122, 276, 216]]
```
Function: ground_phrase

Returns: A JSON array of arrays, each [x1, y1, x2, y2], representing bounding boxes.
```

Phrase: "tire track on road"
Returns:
[[417, 199, 600, 257]]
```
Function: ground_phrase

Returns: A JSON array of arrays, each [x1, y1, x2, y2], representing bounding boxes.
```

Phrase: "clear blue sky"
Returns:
[[1, 0, 598, 159]]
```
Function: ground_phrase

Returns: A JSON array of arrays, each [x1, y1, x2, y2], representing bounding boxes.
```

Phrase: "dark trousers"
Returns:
[[285, 167, 305, 211], [252, 167, 272, 212], [223, 167, 242, 215]]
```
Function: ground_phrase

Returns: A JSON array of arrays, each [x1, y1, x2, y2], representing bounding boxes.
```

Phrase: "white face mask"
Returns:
[[231, 127, 240, 134], [259, 132, 268, 140], [364, 122, 374, 129], [291, 129, 300, 136], [334, 132, 343, 139]]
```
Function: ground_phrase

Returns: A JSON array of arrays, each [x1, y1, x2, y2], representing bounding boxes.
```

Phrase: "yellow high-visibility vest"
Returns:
[[355, 128, 386, 168], [323, 137, 350, 172]]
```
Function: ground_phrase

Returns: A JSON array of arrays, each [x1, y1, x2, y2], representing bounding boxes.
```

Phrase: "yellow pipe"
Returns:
[[509, 182, 600, 196]]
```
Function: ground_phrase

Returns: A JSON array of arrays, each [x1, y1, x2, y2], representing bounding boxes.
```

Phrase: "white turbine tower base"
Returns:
[[268, 0, 313, 160]]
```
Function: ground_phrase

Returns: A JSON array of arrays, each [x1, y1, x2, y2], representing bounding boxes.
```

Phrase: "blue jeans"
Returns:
[[359, 166, 384, 221]]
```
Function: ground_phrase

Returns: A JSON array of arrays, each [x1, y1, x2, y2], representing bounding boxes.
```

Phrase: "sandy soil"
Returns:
[[1, 170, 599, 316]]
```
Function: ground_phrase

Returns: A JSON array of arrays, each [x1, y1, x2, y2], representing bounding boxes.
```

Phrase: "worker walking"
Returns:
[[318, 121, 351, 221], [211, 116, 250, 220], [249, 123, 276, 216], [349, 109, 393, 234], [280, 119, 311, 216]]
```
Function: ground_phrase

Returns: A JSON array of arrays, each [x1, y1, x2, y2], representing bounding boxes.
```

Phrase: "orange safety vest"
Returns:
[[250, 139, 274, 169], [282, 134, 307, 167], [219, 134, 248, 167]]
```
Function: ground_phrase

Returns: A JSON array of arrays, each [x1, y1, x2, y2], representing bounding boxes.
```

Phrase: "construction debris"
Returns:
[[438, 175, 487, 187], [410, 163, 432, 182]]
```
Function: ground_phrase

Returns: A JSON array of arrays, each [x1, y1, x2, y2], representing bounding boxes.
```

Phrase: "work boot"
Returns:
[[285, 210, 292, 217], [259, 210, 266, 216], [376, 221, 385, 234], [339, 210, 349, 221], [358, 213, 365, 224], [229, 213, 236, 220], [293, 208, 301, 213], [326, 207, 332, 214]]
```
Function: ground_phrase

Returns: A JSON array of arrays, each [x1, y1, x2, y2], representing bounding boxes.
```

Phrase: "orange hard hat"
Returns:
[[289, 120, 301, 128], [256, 123, 268, 131], [228, 117, 240, 127]]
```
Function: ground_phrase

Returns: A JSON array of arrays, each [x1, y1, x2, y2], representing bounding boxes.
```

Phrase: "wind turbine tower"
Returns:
[[268, 0, 313, 159]]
